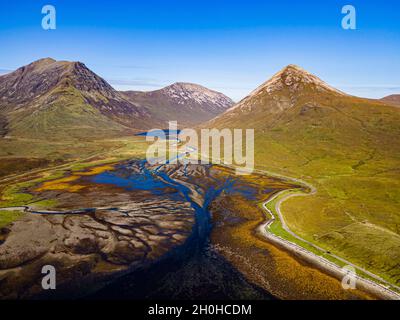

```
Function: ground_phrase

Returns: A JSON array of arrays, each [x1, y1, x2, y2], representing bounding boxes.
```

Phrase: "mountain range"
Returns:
[[2, 58, 398, 141], [0, 58, 233, 140]]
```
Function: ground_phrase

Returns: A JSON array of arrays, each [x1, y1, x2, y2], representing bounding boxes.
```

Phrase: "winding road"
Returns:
[[258, 180, 400, 300]]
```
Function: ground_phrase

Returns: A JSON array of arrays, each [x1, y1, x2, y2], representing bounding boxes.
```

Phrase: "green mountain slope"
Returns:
[[0, 58, 157, 141], [122, 82, 234, 127], [208, 65, 400, 285]]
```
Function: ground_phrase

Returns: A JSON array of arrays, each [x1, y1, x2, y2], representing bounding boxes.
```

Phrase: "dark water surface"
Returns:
[[136, 129, 181, 140], [87, 161, 274, 300]]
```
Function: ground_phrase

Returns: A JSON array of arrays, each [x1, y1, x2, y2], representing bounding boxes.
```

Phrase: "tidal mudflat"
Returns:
[[0, 161, 195, 298]]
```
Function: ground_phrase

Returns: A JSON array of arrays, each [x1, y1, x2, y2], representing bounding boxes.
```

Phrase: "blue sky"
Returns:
[[0, 0, 399, 101]]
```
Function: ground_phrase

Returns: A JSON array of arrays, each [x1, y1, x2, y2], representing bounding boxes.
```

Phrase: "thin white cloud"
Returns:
[[107, 78, 167, 88], [115, 65, 153, 70]]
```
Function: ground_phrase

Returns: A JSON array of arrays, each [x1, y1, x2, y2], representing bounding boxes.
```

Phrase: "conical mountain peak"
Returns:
[[247, 65, 346, 98]]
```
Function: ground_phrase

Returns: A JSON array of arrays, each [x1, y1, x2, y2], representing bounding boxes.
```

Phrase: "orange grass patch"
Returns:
[[35, 164, 114, 192], [77, 164, 115, 176]]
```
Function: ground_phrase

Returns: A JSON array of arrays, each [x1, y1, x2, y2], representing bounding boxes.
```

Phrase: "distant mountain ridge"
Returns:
[[122, 82, 234, 126], [381, 94, 400, 106], [0, 58, 234, 139]]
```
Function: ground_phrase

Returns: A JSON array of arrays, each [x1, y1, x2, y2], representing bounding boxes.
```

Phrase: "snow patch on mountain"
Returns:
[[163, 82, 234, 112]]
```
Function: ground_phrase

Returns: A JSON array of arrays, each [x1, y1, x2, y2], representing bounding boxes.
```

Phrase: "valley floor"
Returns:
[[0, 135, 399, 299]]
